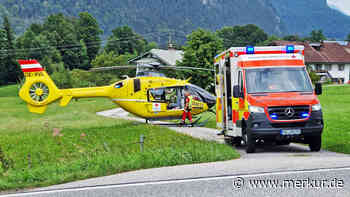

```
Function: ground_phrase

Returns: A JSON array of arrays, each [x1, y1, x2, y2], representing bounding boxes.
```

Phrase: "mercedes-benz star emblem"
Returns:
[[284, 107, 295, 118]]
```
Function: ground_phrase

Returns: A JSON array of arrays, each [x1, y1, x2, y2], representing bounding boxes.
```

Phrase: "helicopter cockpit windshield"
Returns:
[[185, 85, 216, 108]]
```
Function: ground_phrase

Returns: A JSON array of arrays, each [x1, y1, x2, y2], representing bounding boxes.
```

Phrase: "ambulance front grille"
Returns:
[[267, 105, 310, 121]]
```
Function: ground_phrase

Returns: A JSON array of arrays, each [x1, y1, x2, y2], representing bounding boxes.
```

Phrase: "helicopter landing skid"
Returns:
[[152, 117, 208, 128]]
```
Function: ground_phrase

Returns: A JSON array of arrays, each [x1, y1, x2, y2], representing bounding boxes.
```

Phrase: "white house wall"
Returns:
[[307, 63, 350, 83], [328, 64, 345, 79], [345, 64, 350, 83]]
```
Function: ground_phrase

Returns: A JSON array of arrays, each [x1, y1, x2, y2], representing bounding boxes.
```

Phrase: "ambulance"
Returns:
[[214, 45, 323, 153]]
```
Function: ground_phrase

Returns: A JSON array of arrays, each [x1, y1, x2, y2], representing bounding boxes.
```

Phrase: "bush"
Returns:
[[308, 70, 320, 84], [70, 69, 119, 88], [51, 63, 72, 89]]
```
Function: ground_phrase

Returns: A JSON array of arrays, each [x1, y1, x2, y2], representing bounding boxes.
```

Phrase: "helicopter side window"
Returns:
[[134, 79, 141, 92], [114, 82, 123, 88], [165, 88, 181, 110], [149, 88, 166, 102]]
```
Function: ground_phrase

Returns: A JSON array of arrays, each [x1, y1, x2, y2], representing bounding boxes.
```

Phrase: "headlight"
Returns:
[[312, 104, 322, 111], [248, 105, 265, 113]]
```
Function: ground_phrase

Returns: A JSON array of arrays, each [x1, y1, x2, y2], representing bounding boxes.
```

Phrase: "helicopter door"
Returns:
[[147, 88, 166, 113], [165, 87, 183, 110]]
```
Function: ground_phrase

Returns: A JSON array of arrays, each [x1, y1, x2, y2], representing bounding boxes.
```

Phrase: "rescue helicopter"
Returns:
[[17, 60, 216, 124]]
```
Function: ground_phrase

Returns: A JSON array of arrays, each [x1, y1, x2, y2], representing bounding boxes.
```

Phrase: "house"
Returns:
[[273, 40, 350, 84], [129, 44, 184, 67]]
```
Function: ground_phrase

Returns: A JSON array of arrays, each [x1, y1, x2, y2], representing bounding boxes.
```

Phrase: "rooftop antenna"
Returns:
[[168, 31, 175, 50]]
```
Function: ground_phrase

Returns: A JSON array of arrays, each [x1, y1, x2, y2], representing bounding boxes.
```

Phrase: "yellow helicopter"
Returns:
[[17, 60, 216, 123]]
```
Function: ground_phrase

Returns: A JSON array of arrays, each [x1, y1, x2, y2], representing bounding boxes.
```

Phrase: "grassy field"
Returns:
[[0, 85, 239, 191], [320, 85, 350, 153]]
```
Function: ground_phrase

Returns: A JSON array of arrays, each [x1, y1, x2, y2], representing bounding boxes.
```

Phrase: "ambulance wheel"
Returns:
[[308, 135, 322, 152], [233, 137, 243, 147], [244, 128, 256, 153]]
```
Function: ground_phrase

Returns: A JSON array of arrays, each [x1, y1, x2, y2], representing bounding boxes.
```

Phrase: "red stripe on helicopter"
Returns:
[[21, 68, 44, 72], [18, 60, 44, 72]]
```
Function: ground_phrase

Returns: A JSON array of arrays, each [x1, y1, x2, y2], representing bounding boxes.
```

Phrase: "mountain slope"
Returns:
[[0, 0, 285, 44], [270, 0, 350, 39], [1, 0, 350, 42]]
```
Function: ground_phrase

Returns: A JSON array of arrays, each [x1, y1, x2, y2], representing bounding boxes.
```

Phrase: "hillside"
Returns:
[[0, 0, 285, 44], [1, 0, 350, 42], [270, 0, 350, 39]]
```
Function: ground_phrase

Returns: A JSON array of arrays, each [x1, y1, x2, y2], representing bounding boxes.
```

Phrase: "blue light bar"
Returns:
[[301, 112, 309, 118], [271, 113, 278, 120], [246, 46, 255, 54], [286, 45, 295, 53]]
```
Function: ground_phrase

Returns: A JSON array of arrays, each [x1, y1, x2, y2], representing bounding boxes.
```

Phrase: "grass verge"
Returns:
[[0, 85, 239, 191], [319, 85, 350, 153]]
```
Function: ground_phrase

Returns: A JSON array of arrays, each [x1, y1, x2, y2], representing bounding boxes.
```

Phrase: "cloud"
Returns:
[[327, 0, 350, 16]]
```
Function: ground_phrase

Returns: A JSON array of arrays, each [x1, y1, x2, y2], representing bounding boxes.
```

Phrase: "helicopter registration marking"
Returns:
[[24, 72, 44, 78], [152, 103, 161, 112]]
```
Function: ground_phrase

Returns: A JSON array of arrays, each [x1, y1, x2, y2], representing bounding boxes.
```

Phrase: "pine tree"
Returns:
[[2, 16, 19, 84], [77, 12, 103, 63], [0, 28, 7, 85]]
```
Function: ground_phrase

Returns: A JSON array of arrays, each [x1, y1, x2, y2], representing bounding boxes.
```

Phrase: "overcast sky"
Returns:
[[327, 0, 350, 16]]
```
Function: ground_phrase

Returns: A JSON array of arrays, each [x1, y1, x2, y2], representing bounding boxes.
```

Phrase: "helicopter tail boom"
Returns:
[[18, 60, 112, 114]]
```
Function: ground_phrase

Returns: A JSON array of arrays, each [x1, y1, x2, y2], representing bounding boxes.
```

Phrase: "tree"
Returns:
[[261, 35, 281, 46], [217, 24, 268, 49], [0, 28, 7, 85], [346, 34, 350, 42], [1, 16, 19, 84], [307, 30, 327, 42], [42, 14, 83, 70], [145, 41, 158, 51], [283, 35, 303, 42], [178, 29, 223, 91], [105, 26, 146, 55], [77, 12, 103, 63], [91, 51, 136, 78]]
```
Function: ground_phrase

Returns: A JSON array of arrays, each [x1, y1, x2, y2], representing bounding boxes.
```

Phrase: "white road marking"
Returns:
[[4, 166, 350, 197]]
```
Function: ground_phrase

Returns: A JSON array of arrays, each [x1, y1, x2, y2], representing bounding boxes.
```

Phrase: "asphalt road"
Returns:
[[2, 108, 350, 197], [4, 167, 350, 197]]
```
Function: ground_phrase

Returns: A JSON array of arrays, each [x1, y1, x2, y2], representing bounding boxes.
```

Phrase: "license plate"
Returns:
[[280, 129, 301, 135]]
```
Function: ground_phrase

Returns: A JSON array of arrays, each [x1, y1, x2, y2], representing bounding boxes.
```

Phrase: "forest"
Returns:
[[0, 12, 337, 90]]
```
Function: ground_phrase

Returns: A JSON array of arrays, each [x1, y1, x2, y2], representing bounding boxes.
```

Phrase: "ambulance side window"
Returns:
[[238, 71, 243, 93]]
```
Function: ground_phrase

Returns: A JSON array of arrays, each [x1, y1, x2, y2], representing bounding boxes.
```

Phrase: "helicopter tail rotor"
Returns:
[[18, 60, 114, 114], [18, 60, 62, 114]]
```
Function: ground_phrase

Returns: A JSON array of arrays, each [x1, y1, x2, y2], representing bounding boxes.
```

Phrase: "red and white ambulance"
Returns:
[[214, 45, 323, 153]]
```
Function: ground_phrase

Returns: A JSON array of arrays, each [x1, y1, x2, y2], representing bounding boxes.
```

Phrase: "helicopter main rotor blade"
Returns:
[[159, 66, 215, 72], [89, 65, 137, 72]]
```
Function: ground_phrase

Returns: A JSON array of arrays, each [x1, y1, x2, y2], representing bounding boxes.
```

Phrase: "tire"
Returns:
[[231, 137, 243, 147], [308, 134, 322, 152], [245, 129, 256, 153]]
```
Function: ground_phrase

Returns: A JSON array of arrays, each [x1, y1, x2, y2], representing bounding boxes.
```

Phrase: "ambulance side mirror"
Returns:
[[233, 85, 241, 98], [315, 83, 322, 95]]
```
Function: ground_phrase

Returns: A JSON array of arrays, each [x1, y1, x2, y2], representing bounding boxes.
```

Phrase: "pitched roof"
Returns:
[[272, 40, 350, 64], [129, 49, 184, 66]]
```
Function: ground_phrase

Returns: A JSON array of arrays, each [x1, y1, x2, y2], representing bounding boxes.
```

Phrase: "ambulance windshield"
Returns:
[[245, 67, 313, 94]]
